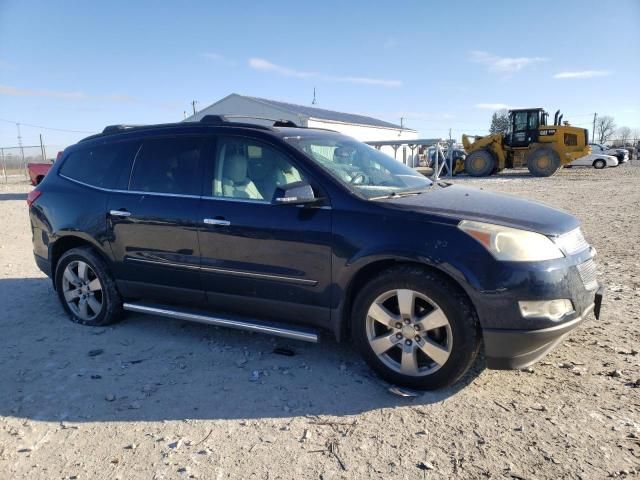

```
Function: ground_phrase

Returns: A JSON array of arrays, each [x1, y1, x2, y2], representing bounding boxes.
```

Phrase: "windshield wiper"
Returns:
[[370, 188, 430, 200]]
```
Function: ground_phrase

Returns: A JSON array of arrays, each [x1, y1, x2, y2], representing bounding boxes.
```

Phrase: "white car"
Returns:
[[590, 143, 629, 164], [568, 153, 619, 169]]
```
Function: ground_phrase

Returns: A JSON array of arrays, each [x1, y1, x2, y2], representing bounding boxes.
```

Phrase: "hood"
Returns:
[[380, 184, 579, 236]]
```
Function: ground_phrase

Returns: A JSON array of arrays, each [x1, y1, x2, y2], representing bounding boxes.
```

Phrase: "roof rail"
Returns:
[[102, 124, 145, 134], [198, 115, 226, 125]]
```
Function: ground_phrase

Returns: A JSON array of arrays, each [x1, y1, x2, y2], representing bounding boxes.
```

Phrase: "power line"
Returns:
[[0, 118, 96, 134]]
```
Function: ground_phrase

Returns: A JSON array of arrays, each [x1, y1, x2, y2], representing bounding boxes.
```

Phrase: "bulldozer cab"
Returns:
[[505, 108, 546, 148]]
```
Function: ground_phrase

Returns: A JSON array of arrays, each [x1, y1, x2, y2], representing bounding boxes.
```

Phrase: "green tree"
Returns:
[[489, 109, 510, 135]]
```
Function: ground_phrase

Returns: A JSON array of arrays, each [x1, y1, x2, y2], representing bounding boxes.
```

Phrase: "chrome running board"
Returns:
[[122, 302, 319, 343]]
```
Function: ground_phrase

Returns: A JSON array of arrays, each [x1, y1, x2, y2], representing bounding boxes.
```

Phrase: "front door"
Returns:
[[509, 110, 540, 147], [107, 135, 211, 304], [197, 135, 333, 329]]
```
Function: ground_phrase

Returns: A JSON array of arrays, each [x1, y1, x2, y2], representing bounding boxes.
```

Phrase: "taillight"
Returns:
[[27, 190, 42, 207]]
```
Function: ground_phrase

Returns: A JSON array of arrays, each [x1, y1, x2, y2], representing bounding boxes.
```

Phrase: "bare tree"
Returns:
[[617, 126, 632, 145], [489, 109, 510, 135], [596, 116, 616, 143]]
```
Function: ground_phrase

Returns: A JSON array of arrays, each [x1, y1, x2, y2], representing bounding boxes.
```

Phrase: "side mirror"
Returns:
[[272, 181, 317, 206]]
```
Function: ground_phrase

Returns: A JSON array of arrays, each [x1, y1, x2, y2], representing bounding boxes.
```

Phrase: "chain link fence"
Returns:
[[0, 144, 66, 183]]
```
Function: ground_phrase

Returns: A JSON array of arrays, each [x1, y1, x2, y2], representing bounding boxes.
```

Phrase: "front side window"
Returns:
[[284, 133, 431, 199], [513, 112, 528, 132], [209, 137, 304, 201], [59, 141, 139, 189], [129, 137, 207, 195]]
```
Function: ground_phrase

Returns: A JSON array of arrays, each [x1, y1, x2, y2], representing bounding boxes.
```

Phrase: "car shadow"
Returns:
[[0, 277, 484, 423], [0, 192, 28, 201]]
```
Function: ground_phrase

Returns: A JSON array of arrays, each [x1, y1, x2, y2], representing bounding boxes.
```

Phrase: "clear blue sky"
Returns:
[[1, 0, 638, 151]]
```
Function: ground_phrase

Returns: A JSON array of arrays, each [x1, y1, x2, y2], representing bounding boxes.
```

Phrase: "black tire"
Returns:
[[55, 246, 123, 326], [351, 265, 481, 390], [36, 176, 44, 185], [527, 147, 561, 177], [464, 149, 496, 177], [593, 159, 606, 169]]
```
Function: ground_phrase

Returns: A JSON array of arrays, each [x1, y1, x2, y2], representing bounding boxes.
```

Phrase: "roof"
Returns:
[[78, 118, 348, 145], [198, 94, 414, 131]]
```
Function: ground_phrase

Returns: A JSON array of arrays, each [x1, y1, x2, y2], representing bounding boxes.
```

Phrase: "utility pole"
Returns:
[[16, 123, 26, 179], [191, 100, 198, 116], [592, 112, 597, 144], [39, 134, 47, 163], [312, 87, 317, 105], [449, 128, 452, 142]]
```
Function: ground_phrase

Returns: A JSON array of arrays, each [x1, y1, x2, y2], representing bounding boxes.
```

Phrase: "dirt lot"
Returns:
[[1, 163, 639, 479]]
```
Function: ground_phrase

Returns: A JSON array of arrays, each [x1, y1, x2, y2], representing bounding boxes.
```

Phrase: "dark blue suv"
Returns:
[[28, 116, 603, 390]]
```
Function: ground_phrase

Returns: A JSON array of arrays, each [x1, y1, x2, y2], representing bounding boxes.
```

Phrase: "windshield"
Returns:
[[284, 133, 432, 199]]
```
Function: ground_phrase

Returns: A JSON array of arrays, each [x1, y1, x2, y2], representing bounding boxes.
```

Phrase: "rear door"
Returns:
[[197, 135, 333, 328], [107, 135, 211, 304]]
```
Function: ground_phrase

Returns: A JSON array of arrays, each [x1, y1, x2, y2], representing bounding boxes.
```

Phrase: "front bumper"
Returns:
[[484, 285, 603, 369]]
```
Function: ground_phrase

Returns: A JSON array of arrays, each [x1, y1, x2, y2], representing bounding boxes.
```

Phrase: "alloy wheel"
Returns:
[[62, 260, 103, 321], [365, 289, 453, 377]]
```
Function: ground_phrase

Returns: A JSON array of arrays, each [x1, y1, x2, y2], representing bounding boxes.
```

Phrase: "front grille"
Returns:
[[556, 228, 589, 255], [564, 133, 578, 146], [577, 258, 598, 291]]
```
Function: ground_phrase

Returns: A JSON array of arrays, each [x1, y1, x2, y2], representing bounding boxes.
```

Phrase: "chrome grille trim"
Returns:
[[556, 228, 589, 256], [577, 258, 598, 291]]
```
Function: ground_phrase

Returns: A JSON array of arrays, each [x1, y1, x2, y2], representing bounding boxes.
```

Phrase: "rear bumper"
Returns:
[[34, 253, 52, 278], [484, 286, 603, 369]]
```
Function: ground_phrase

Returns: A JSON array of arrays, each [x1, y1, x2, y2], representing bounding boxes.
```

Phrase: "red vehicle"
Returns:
[[27, 162, 52, 185], [27, 151, 62, 185]]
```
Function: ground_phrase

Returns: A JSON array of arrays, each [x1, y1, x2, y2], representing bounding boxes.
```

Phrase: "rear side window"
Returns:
[[59, 141, 139, 189], [129, 137, 208, 195]]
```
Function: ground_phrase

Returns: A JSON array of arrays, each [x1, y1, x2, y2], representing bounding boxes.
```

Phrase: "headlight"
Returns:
[[458, 220, 564, 261]]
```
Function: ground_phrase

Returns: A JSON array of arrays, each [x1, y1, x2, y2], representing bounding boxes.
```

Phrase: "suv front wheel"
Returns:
[[55, 246, 123, 326], [352, 266, 480, 390]]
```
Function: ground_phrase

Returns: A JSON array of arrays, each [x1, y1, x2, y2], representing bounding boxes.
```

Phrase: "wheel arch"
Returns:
[[49, 234, 112, 289], [335, 257, 479, 342]]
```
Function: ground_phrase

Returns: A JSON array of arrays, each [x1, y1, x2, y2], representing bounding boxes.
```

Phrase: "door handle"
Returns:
[[204, 218, 230, 226], [109, 209, 131, 217]]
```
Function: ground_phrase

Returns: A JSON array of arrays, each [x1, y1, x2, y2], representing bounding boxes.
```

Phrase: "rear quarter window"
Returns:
[[59, 141, 140, 189]]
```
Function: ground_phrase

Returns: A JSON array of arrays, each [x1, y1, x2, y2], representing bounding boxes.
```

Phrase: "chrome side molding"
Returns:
[[123, 302, 319, 343]]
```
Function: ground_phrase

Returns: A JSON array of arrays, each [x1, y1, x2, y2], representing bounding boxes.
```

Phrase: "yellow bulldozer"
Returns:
[[461, 108, 590, 177]]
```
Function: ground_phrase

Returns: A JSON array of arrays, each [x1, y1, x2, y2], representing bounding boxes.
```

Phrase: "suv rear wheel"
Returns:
[[351, 266, 480, 390], [55, 246, 123, 326]]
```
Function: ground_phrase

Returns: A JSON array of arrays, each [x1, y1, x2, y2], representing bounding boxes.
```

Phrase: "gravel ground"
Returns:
[[1, 163, 639, 479]]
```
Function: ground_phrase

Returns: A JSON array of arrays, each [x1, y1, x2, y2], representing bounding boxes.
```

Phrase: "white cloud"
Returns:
[[0, 84, 135, 102], [202, 52, 237, 67], [553, 70, 611, 79], [470, 50, 547, 73], [249, 58, 314, 79], [475, 103, 512, 110], [248, 57, 402, 88]]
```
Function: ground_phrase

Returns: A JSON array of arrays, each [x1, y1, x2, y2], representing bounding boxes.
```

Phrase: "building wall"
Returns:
[[307, 119, 419, 162], [185, 95, 420, 163]]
